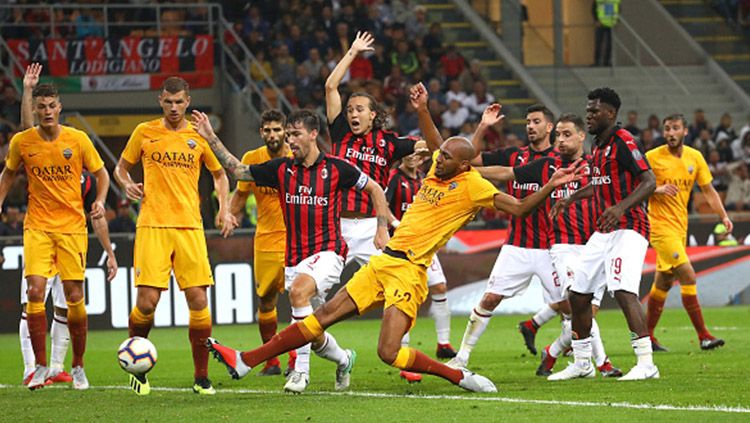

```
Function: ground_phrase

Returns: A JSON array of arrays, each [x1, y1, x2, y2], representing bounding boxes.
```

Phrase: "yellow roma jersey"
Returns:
[[121, 118, 222, 229], [5, 126, 104, 233], [388, 151, 499, 267], [236, 146, 291, 252], [646, 145, 712, 236]]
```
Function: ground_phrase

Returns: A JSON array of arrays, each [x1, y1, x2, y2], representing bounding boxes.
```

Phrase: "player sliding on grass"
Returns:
[[200, 84, 585, 393]]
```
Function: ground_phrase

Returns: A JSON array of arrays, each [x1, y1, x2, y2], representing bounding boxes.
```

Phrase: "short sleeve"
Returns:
[[333, 158, 369, 191], [5, 134, 22, 171], [481, 147, 514, 166], [694, 150, 713, 187], [248, 158, 284, 189], [82, 173, 97, 211], [78, 132, 104, 173], [329, 112, 350, 145], [467, 172, 500, 209], [616, 137, 650, 176], [121, 125, 144, 164], [236, 151, 255, 193], [386, 132, 417, 161], [202, 142, 223, 172], [513, 158, 548, 185]]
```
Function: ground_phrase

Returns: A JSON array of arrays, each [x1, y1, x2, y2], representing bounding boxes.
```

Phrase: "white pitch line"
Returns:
[[1, 384, 748, 414]]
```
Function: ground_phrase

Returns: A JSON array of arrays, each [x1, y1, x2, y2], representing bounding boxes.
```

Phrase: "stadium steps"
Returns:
[[528, 66, 746, 127], [423, 0, 536, 134], [659, 0, 750, 93]]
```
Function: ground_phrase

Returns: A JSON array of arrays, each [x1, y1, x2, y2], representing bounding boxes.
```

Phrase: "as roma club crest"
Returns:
[[187, 139, 197, 149], [449, 181, 458, 191], [688, 166, 694, 174], [62, 148, 73, 159]]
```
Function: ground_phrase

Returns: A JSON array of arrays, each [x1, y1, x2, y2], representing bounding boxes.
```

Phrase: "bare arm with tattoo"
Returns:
[[191, 110, 255, 181]]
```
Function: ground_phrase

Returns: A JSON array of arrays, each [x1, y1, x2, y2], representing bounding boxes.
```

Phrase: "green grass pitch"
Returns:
[[1, 306, 748, 421]]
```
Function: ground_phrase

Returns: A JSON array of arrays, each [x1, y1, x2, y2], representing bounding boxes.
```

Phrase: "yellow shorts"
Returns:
[[134, 227, 214, 290], [345, 253, 428, 329], [23, 229, 87, 280], [651, 233, 689, 272], [254, 249, 285, 298]]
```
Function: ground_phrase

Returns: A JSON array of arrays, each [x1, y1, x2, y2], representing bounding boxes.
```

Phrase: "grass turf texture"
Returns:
[[1, 306, 748, 421]]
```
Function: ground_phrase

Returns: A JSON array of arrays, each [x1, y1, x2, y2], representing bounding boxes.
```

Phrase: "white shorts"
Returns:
[[486, 245, 564, 304], [285, 251, 345, 305], [341, 217, 381, 266], [571, 230, 649, 296], [426, 255, 447, 287], [549, 244, 605, 307], [20, 274, 66, 309]]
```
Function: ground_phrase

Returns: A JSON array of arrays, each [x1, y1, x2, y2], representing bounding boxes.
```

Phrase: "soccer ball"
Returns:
[[117, 336, 158, 375]]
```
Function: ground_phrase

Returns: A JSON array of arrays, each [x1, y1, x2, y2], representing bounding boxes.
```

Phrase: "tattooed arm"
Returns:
[[191, 110, 254, 181]]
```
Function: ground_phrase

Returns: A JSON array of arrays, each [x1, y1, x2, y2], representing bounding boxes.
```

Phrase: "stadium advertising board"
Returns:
[[6, 35, 214, 92]]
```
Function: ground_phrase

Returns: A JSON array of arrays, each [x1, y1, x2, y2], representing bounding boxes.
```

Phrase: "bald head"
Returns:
[[443, 137, 476, 161], [435, 137, 475, 179]]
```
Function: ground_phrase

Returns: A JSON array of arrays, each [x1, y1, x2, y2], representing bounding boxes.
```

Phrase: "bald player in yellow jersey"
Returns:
[[228, 109, 295, 376], [114, 76, 235, 395], [645, 114, 732, 352], [205, 86, 585, 392], [0, 82, 109, 390]]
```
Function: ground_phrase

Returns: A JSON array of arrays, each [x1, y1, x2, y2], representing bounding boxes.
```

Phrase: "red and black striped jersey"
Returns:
[[329, 112, 417, 216], [481, 145, 559, 249], [591, 127, 651, 237], [385, 168, 423, 222], [249, 152, 369, 266], [80, 170, 97, 211], [513, 155, 596, 246]]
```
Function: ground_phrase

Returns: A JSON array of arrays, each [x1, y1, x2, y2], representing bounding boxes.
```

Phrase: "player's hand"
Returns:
[[23, 63, 42, 89], [350, 31, 375, 55], [549, 158, 585, 187], [217, 209, 239, 238], [549, 198, 568, 219], [655, 183, 679, 196], [90, 200, 105, 220], [597, 205, 624, 232], [409, 82, 429, 111], [413, 139, 430, 157], [390, 219, 400, 228], [480, 103, 505, 127], [722, 215, 733, 233], [191, 110, 215, 140], [125, 182, 144, 201], [106, 253, 118, 281], [374, 226, 390, 250]]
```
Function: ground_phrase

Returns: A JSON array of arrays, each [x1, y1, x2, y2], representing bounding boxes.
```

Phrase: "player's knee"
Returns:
[[479, 293, 502, 310], [258, 294, 278, 312], [65, 289, 84, 303], [289, 283, 315, 306], [377, 343, 399, 365], [568, 291, 591, 312], [430, 283, 447, 296], [26, 287, 45, 302]]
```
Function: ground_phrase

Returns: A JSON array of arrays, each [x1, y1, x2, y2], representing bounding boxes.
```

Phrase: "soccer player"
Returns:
[[325, 32, 435, 269], [385, 151, 457, 383], [202, 92, 584, 393], [228, 109, 297, 376], [448, 102, 560, 367], [194, 109, 386, 393], [478, 114, 622, 377], [645, 114, 731, 351], [114, 76, 235, 395], [0, 80, 110, 390], [548, 87, 659, 381]]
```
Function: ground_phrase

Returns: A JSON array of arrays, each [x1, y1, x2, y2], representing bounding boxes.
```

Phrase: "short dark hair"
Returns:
[[526, 103, 555, 123], [557, 113, 585, 132], [32, 83, 59, 99], [587, 87, 621, 113], [662, 113, 687, 127], [287, 109, 320, 133], [261, 109, 286, 127], [161, 76, 190, 95]]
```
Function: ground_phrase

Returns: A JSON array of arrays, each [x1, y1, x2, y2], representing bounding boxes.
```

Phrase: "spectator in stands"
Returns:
[[463, 80, 495, 120], [0, 85, 20, 132], [1, 7, 27, 40], [272, 44, 296, 87], [426, 78, 446, 105], [646, 114, 662, 140], [716, 132, 735, 163], [707, 148, 731, 192], [0, 129, 9, 164], [592, 0, 620, 66], [445, 79, 467, 104], [73, 8, 105, 38], [714, 112, 737, 143], [318, 5, 337, 41], [459, 59, 487, 94], [406, 5, 429, 40], [392, 0, 416, 25], [249, 50, 273, 83], [286, 24, 311, 64], [641, 127, 656, 151], [369, 42, 391, 81], [295, 64, 315, 106], [397, 101, 419, 135], [391, 39, 419, 75], [725, 162, 750, 210], [423, 22, 444, 63], [309, 27, 331, 60], [441, 99, 470, 135], [624, 110, 641, 137], [160, 9, 190, 36], [383, 65, 407, 106], [457, 121, 475, 140], [109, 200, 136, 233], [363, 6, 386, 40], [688, 108, 711, 143], [303, 48, 325, 81], [440, 44, 466, 80], [243, 5, 270, 40], [0, 205, 23, 237]]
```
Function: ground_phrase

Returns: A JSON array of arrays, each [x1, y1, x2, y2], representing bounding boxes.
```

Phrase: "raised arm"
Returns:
[[191, 110, 254, 181], [700, 182, 733, 233], [90, 212, 117, 281], [211, 168, 238, 238], [362, 178, 390, 250], [409, 83, 440, 152], [470, 103, 505, 165], [597, 170, 656, 232], [21, 63, 42, 130], [325, 31, 375, 123]]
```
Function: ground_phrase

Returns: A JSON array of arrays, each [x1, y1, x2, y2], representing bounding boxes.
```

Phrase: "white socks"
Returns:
[[549, 319, 572, 358], [431, 293, 451, 345], [291, 305, 314, 374], [50, 315, 70, 371], [632, 336, 654, 366], [19, 314, 35, 377], [572, 337, 593, 369], [314, 332, 348, 367], [532, 304, 557, 327], [456, 306, 493, 363], [590, 318, 607, 367]]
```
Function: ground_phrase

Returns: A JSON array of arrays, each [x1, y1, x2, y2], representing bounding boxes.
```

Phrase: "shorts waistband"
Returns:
[[384, 247, 409, 261]]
